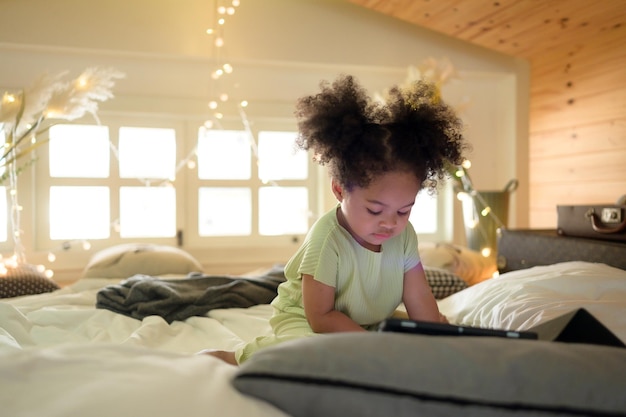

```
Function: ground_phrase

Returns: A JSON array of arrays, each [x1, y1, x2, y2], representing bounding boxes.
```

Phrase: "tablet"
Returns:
[[378, 318, 538, 340]]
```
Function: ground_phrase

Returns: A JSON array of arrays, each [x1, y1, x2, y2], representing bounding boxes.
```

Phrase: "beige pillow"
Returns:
[[419, 242, 497, 286], [81, 244, 204, 279]]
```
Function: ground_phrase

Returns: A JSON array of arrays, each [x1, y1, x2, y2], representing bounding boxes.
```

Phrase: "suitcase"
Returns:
[[557, 204, 626, 242], [496, 229, 626, 273]]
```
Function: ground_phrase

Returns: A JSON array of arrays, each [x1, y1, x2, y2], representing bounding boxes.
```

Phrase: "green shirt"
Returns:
[[276, 205, 420, 327]]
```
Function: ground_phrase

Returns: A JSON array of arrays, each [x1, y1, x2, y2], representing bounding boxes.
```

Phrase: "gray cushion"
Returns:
[[424, 267, 467, 299], [233, 332, 626, 417]]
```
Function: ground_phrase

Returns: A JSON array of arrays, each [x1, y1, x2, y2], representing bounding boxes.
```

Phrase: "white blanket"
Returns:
[[0, 277, 287, 417], [1, 261, 625, 417]]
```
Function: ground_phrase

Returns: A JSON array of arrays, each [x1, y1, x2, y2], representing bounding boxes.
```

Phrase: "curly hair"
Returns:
[[294, 74, 468, 193]]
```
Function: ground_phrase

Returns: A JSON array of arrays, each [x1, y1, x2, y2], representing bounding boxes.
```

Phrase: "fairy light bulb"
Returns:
[[45, 269, 54, 279], [206, 28, 214, 35], [481, 206, 491, 217], [204, 120, 214, 129], [232, 0, 240, 6], [214, 112, 223, 119], [226, 7, 235, 15], [187, 159, 197, 170], [219, 93, 228, 102], [82, 241, 91, 250], [215, 37, 224, 47], [223, 63, 233, 73], [481, 247, 492, 258], [47, 252, 56, 262], [240, 100, 248, 107], [77, 77, 88, 89], [456, 191, 470, 202], [218, 18, 225, 25], [208, 101, 218, 109], [218, 6, 226, 14], [462, 159, 472, 169]]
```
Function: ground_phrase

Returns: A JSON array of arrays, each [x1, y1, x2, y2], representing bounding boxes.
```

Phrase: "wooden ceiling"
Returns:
[[347, 0, 626, 230], [345, 0, 626, 62]]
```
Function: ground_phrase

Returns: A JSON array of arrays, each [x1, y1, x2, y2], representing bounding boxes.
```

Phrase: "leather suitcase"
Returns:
[[557, 204, 626, 242], [497, 229, 626, 273]]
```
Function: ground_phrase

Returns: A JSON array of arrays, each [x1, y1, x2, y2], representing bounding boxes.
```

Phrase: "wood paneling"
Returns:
[[347, 0, 626, 227]]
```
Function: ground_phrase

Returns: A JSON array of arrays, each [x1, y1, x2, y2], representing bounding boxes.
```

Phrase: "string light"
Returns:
[[204, 0, 242, 125]]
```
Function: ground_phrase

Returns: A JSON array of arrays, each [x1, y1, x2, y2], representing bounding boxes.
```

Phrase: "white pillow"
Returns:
[[82, 243, 204, 279]]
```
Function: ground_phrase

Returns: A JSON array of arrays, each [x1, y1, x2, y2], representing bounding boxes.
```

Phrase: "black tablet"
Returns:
[[378, 318, 538, 340]]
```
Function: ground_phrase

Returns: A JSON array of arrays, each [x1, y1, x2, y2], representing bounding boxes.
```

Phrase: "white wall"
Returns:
[[0, 0, 529, 277]]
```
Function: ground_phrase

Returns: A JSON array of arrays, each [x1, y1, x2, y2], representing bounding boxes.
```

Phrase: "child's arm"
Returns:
[[301, 274, 366, 333], [402, 262, 447, 323]]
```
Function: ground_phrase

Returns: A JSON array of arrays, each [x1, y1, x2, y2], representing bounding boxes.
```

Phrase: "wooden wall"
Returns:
[[528, 24, 626, 227], [345, 0, 626, 229]]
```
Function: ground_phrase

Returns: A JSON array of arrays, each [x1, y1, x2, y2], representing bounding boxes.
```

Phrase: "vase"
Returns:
[[461, 179, 518, 256]]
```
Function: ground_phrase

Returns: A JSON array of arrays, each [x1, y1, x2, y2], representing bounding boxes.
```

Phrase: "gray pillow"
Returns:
[[0, 264, 60, 298], [233, 332, 626, 417], [424, 267, 467, 299]]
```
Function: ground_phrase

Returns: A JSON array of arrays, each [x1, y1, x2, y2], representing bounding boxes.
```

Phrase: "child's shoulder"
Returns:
[[306, 208, 341, 240]]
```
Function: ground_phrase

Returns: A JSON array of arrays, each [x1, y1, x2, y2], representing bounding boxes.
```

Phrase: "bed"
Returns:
[[1, 237, 626, 417]]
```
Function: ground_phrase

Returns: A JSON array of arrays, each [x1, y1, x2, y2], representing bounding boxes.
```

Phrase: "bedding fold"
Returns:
[[96, 271, 284, 323]]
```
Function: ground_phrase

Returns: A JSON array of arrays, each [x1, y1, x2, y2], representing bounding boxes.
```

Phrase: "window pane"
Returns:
[[199, 187, 251, 236], [49, 186, 110, 239], [120, 186, 176, 237], [119, 127, 176, 179], [259, 186, 309, 235], [49, 124, 110, 178], [197, 129, 251, 180], [409, 191, 437, 234], [257, 131, 307, 181]]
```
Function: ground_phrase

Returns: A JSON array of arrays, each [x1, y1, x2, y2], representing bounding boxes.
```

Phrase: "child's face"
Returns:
[[333, 170, 421, 251]]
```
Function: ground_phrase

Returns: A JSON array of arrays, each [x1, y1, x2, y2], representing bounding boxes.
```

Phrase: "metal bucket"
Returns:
[[461, 179, 518, 256]]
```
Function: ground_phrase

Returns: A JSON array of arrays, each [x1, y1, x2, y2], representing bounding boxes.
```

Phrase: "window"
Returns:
[[409, 185, 454, 242], [32, 116, 315, 254], [194, 128, 311, 241], [10, 113, 451, 270]]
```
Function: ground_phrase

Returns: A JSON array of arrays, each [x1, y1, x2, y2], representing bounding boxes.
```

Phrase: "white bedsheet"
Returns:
[[0, 277, 287, 417], [1, 261, 625, 417]]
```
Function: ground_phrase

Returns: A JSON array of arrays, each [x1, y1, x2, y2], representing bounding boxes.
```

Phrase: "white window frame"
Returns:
[[32, 114, 318, 254]]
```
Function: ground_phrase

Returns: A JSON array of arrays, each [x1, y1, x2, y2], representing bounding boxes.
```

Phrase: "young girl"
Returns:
[[206, 74, 467, 365]]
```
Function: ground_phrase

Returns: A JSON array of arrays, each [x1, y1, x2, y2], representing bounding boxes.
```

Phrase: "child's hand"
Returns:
[[439, 313, 448, 323]]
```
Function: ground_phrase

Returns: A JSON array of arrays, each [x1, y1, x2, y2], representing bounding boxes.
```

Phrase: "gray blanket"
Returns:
[[96, 269, 284, 323]]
